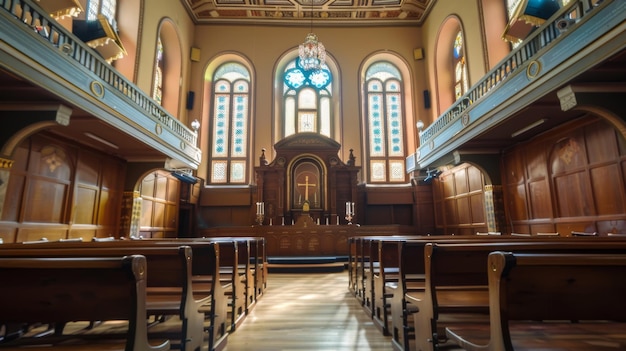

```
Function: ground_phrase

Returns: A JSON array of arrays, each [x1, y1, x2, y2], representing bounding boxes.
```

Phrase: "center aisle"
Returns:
[[224, 272, 393, 351]]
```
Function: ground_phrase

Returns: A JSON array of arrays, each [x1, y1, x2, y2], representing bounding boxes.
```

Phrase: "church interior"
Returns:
[[1, 0, 626, 350]]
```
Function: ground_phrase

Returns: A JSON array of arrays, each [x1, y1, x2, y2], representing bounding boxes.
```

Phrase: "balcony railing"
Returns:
[[418, 0, 612, 154], [0, 0, 198, 148]]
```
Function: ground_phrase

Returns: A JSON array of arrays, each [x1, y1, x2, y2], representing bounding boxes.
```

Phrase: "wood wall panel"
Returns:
[[25, 180, 68, 223], [433, 163, 487, 235], [0, 133, 126, 242], [470, 193, 485, 224], [74, 187, 97, 224], [554, 172, 593, 217], [528, 180, 551, 219], [503, 116, 626, 235], [591, 164, 624, 215]]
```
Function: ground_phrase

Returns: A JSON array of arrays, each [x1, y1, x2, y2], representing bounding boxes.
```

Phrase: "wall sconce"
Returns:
[[416, 120, 424, 134], [191, 119, 200, 131]]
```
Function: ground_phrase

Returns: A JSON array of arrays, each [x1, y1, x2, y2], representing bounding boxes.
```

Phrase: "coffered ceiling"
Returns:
[[181, 0, 436, 26]]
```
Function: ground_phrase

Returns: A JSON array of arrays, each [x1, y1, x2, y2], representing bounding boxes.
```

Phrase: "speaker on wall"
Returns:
[[190, 47, 201, 62], [413, 48, 424, 60], [423, 90, 431, 109], [186, 91, 195, 110]]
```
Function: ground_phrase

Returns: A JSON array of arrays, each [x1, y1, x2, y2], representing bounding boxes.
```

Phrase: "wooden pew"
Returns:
[[445, 251, 626, 351], [407, 240, 626, 351], [126, 236, 255, 333], [0, 243, 222, 351], [0, 255, 170, 351]]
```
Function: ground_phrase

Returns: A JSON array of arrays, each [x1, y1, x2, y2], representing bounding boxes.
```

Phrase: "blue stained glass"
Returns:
[[373, 96, 380, 102], [374, 138, 382, 144], [236, 122, 243, 128], [285, 68, 306, 89], [216, 146, 224, 153], [373, 121, 380, 127], [373, 129, 381, 136], [218, 96, 226, 102], [309, 69, 331, 89], [372, 103, 380, 110], [374, 146, 382, 152], [216, 138, 224, 145], [392, 146, 400, 152], [373, 112, 380, 118], [217, 121, 225, 127], [391, 130, 400, 136], [391, 121, 399, 127], [216, 129, 224, 135], [392, 137, 400, 144]]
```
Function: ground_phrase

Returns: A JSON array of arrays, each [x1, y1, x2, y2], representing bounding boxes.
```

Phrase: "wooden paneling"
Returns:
[[503, 116, 626, 235], [139, 171, 179, 238], [0, 133, 126, 242], [433, 163, 487, 235]]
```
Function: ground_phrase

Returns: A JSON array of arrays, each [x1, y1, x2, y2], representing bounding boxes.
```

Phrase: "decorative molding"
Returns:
[[0, 157, 14, 169]]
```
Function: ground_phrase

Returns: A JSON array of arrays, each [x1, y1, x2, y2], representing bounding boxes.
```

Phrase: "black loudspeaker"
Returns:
[[186, 91, 195, 110], [423, 90, 431, 109]]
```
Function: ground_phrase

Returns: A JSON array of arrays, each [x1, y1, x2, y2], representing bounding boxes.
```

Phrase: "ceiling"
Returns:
[[180, 0, 436, 26]]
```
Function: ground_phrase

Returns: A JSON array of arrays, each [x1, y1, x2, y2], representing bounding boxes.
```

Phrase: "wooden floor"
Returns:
[[224, 271, 394, 351]]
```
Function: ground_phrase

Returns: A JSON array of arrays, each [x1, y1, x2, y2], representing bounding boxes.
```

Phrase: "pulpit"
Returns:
[[255, 133, 360, 227]]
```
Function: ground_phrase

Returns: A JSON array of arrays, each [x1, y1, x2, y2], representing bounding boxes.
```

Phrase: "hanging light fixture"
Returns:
[[298, 0, 326, 71]]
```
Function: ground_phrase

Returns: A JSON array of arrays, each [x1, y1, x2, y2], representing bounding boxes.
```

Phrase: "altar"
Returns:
[[199, 223, 414, 257]]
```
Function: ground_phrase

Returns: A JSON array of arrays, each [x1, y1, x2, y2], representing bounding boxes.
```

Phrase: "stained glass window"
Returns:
[[453, 31, 468, 100], [365, 62, 406, 183], [283, 57, 333, 137], [87, 0, 116, 26], [152, 38, 163, 105], [210, 62, 250, 184]]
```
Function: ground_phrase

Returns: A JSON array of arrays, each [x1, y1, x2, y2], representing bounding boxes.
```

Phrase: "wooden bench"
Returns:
[[445, 251, 626, 351], [0, 255, 170, 351], [0, 242, 222, 351], [407, 240, 626, 351]]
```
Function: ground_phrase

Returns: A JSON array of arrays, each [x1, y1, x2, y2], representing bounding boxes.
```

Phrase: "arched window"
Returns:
[[209, 62, 251, 184], [453, 31, 468, 99], [152, 37, 163, 105], [365, 62, 406, 183], [282, 58, 333, 138]]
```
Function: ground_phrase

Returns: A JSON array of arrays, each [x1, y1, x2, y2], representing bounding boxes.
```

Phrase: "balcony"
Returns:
[[411, 0, 626, 175], [0, 0, 200, 169]]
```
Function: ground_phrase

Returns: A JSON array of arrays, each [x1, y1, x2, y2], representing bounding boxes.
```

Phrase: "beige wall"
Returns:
[[137, 0, 196, 122], [420, 0, 490, 121], [186, 24, 428, 183]]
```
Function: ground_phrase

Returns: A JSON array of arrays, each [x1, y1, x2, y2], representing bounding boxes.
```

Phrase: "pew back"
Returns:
[[0, 255, 170, 351]]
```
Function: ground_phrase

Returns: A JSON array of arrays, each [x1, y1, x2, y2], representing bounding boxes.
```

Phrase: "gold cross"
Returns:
[[297, 175, 317, 202]]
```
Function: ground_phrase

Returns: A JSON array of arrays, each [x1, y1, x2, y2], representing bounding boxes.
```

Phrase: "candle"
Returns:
[[337, 216, 339, 225], [326, 217, 329, 225], [317, 218, 320, 225], [281, 217, 285, 226], [346, 201, 349, 215], [351, 202, 355, 215], [269, 218, 272, 225]]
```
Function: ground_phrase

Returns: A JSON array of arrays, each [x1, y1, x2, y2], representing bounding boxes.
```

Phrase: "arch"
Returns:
[[153, 18, 183, 118], [274, 48, 341, 144], [201, 53, 254, 185], [286, 153, 328, 211], [434, 15, 466, 115], [359, 51, 416, 184]]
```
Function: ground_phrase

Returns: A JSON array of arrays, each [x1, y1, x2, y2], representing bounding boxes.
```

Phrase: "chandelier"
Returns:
[[298, 1, 326, 71]]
